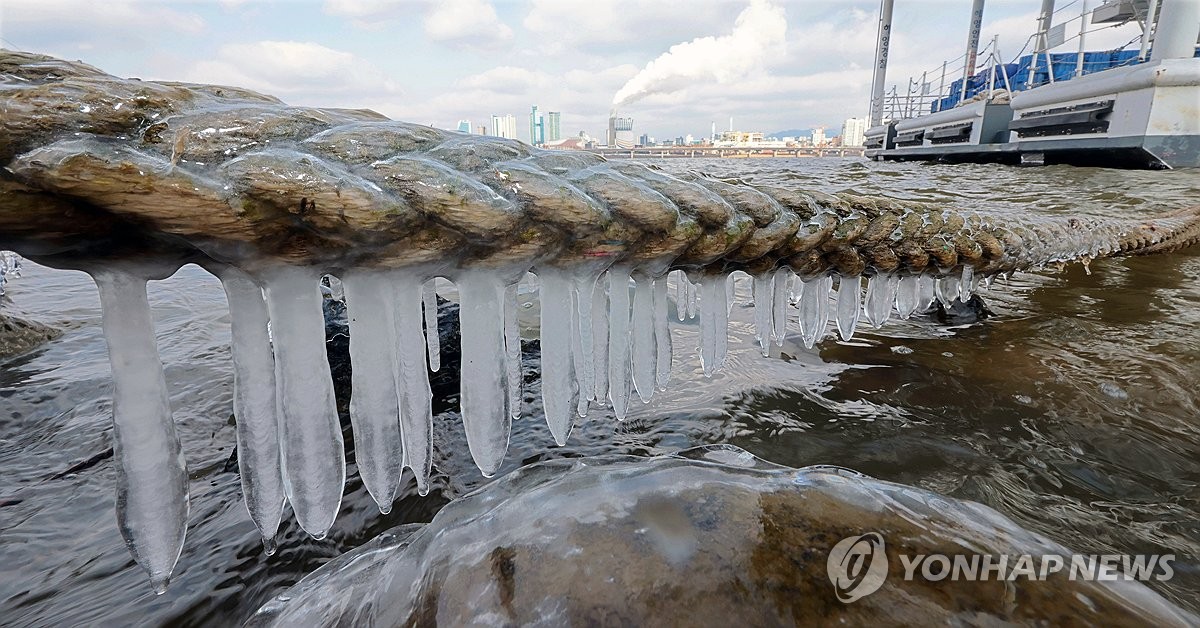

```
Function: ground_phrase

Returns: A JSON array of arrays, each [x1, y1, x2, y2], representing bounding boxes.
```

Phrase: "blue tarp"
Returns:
[[930, 48, 1197, 112]]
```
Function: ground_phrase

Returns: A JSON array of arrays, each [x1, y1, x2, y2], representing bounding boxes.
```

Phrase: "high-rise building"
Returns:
[[546, 111, 562, 142], [811, 126, 826, 147], [490, 114, 517, 140], [456, 120, 472, 134], [840, 117, 868, 147], [529, 105, 545, 146], [607, 115, 634, 148]]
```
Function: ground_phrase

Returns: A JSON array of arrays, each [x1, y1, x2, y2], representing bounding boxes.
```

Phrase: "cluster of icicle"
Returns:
[[88, 259, 982, 592]]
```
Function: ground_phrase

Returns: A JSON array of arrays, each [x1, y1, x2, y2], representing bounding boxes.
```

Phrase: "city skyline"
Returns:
[[0, 0, 1146, 143]]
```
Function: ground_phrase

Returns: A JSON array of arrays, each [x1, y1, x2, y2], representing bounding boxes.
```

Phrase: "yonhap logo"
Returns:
[[827, 532, 888, 603]]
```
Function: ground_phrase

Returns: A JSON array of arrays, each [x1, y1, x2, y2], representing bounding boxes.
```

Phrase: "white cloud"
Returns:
[[0, 0, 204, 50], [424, 0, 513, 49], [522, 0, 745, 55], [183, 40, 402, 104]]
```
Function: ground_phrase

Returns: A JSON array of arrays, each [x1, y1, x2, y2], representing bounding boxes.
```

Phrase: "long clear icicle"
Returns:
[[836, 274, 861, 341], [538, 270, 576, 445], [771, 267, 790, 346], [653, 276, 672, 390], [814, 275, 832, 344], [93, 270, 189, 593], [219, 268, 285, 553], [897, 274, 920, 320], [456, 270, 511, 477], [262, 267, 345, 539], [342, 272, 404, 514], [918, 274, 937, 311], [674, 270, 686, 322], [393, 275, 434, 494], [422, 280, 440, 373], [935, 274, 959, 308], [753, 272, 772, 355], [503, 283, 522, 419], [573, 274, 596, 411], [631, 273, 655, 403], [591, 274, 610, 406], [608, 267, 633, 419], [698, 276, 727, 376], [959, 266, 975, 301], [864, 274, 895, 329], [798, 277, 821, 349]]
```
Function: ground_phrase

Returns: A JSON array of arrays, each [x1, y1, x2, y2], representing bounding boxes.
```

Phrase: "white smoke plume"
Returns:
[[611, 0, 787, 109]]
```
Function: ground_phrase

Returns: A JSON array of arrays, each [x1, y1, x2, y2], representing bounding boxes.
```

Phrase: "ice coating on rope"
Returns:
[[538, 270, 576, 445], [93, 270, 189, 593], [607, 267, 633, 420], [631, 274, 656, 403], [393, 274, 434, 496], [836, 275, 861, 341], [262, 267, 345, 539], [456, 270, 511, 477], [219, 268, 284, 551], [343, 272, 403, 514], [422, 281, 440, 373]]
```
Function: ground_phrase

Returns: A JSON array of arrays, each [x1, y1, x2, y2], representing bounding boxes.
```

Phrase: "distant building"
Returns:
[[529, 105, 545, 146], [490, 114, 517, 140], [457, 120, 472, 134], [811, 126, 826, 147], [713, 129, 787, 148], [685, 134, 694, 145], [607, 115, 634, 148], [840, 117, 867, 147], [638, 133, 650, 146], [477, 125, 487, 135], [546, 111, 562, 142]]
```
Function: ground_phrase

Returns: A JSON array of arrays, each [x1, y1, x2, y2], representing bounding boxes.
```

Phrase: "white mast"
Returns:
[[868, 0, 895, 127]]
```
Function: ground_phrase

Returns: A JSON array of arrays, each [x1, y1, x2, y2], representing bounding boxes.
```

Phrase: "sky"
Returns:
[[0, 0, 1145, 142]]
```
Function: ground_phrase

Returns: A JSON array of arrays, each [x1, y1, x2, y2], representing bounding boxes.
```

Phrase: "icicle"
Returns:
[[393, 275, 434, 495], [798, 277, 821, 349], [219, 268, 285, 553], [503, 283, 522, 419], [572, 274, 597, 412], [896, 274, 920, 320], [262, 267, 345, 539], [864, 274, 895, 329], [456, 270, 511, 477], [321, 275, 345, 301], [725, 273, 736, 315], [591, 274, 610, 406], [771, 267, 791, 346], [959, 266, 975, 301], [918, 274, 937, 311], [653, 275, 672, 390], [631, 274, 656, 403], [685, 274, 698, 319], [752, 272, 772, 356], [676, 270, 686, 321], [538, 270, 576, 445], [698, 276, 728, 375], [814, 275, 832, 343], [422, 281, 440, 372], [836, 274, 861, 341], [342, 272, 404, 513], [92, 270, 189, 593], [608, 267, 633, 419], [935, 274, 958, 308]]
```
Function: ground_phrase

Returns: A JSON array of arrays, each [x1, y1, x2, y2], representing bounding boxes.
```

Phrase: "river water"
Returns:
[[1, 158, 1197, 624]]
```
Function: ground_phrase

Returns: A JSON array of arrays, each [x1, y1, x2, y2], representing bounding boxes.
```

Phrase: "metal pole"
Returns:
[[960, 0, 986, 102], [869, 0, 895, 127], [937, 61, 947, 111], [988, 36, 998, 97], [1027, 0, 1056, 88], [1075, 0, 1089, 77], [1151, 0, 1200, 61], [1138, 0, 1161, 61]]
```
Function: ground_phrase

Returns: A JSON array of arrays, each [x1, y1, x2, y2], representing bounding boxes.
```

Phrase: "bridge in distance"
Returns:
[[584, 146, 866, 159]]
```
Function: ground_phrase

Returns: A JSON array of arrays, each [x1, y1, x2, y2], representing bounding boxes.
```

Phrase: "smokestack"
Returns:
[[711, 121, 716, 141], [729, 117, 734, 132]]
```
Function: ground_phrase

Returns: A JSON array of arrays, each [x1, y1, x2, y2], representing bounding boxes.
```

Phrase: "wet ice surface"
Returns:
[[1, 159, 1199, 623]]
